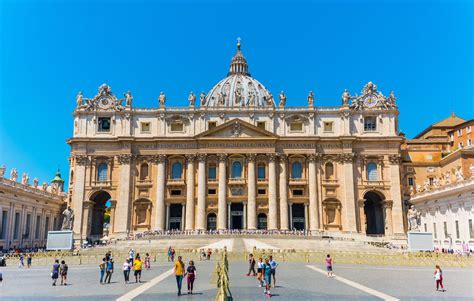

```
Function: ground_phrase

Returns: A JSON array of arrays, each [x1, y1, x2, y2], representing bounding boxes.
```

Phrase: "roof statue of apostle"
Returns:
[[200, 91, 206, 106], [265, 93, 274, 106], [61, 206, 75, 231], [279, 91, 286, 107], [188, 91, 196, 107], [10, 168, 18, 182], [21, 172, 29, 185], [307, 91, 314, 107], [342, 89, 351, 106], [33, 177, 39, 188], [125, 90, 133, 107], [158, 91, 166, 107], [76, 91, 84, 108]]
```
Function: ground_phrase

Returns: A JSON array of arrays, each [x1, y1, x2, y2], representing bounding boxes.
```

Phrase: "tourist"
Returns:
[[247, 254, 256, 276], [19, 253, 24, 268], [257, 257, 264, 287], [145, 253, 151, 270], [167, 247, 173, 262], [105, 257, 114, 284], [326, 254, 334, 277], [27, 254, 32, 268], [207, 248, 212, 260], [129, 249, 134, 262], [263, 258, 272, 296], [434, 265, 445, 292], [60, 260, 68, 285], [200, 249, 206, 261], [171, 248, 176, 261], [186, 260, 197, 295], [269, 255, 278, 288], [51, 259, 60, 286], [0, 271, 3, 283], [134, 255, 143, 283], [122, 258, 131, 284], [174, 256, 185, 296], [99, 258, 106, 284]]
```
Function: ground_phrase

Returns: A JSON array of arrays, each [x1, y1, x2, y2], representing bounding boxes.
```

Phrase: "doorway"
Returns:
[[364, 191, 385, 235], [230, 203, 243, 229]]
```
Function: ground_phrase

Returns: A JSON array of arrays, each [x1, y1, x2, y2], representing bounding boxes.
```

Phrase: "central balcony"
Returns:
[[289, 178, 308, 185], [166, 178, 185, 186]]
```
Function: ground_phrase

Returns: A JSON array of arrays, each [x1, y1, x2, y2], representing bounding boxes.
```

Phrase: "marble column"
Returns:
[[341, 153, 357, 232], [154, 155, 166, 231], [247, 154, 257, 230], [308, 154, 319, 231], [196, 154, 207, 230], [268, 154, 278, 230], [217, 154, 227, 230], [279, 154, 289, 230], [181, 203, 186, 231], [185, 155, 195, 230], [165, 203, 170, 230], [243, 202, 247, 229], [227, 202, 231, 229], [115, 154, 133, 235], [304, 203, 309, 231], [288, 202, 293, 230], [72, 155, 87, 242]]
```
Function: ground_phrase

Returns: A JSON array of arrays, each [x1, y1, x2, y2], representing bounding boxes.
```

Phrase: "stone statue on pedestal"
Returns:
[[124, 91, 133, 107], [407, 205, 421, 231], [21, 172, 29, 185], [188, 91, 196, 107], [200, 92, 206, 106], [10, 168, 18, 182], [158, 92, 166, 107], [33, 178, 39, 188], [307, 91, 314, 107], [279, 91, 286, 107], [76, 91, 84, 108], [61, 206, 75, 231], [342, 89, 351, 106]]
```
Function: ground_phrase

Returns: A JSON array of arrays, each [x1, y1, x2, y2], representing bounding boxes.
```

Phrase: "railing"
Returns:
[[289, 178, 308, 185], [228, 178, 246, 185], [0, 177, 64, 200], [91, 180, 112, 187]]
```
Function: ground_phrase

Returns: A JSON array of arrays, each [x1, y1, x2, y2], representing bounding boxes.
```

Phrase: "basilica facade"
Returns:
[[68, 42, 405, 243]]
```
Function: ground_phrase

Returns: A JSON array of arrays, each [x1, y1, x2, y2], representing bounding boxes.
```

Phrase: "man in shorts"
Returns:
[[133, 255, 143, 283], [269, 255, 278, 288]]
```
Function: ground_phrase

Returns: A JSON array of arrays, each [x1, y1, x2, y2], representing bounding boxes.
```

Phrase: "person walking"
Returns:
[[60, 260, 68, 285], [434, 265, 445, 292], [105, 257, 114, 284], [326, 254, 334, 278], [174, 256, 185, 296], [145, 253, 151, 270], [257, 257, 264, 287], [19, 254, 24, 268], [186, 260, 197, 295], [129, 249, 134, 262], [51, 259, 60, 286], [27, 254, 32, 268], [134, 255, 143, 283], [122, 258, 131, 284], [269, 255, 278, 288], [99, 258, 106, 284], [263, 258, 272, 296], [167, 247, 173, 262], [206, 248, 212, 260], [247, 254, 256, 276]]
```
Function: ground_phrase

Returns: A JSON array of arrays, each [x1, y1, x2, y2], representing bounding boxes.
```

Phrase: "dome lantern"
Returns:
[[228, 37, 250, 76]]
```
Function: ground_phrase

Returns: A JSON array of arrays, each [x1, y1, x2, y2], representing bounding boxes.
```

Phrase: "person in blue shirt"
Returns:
[[105, 257, 114, 284], [51, 259, 60, 286], [269, 255, 278, 288], [263, 258, 272, 296]]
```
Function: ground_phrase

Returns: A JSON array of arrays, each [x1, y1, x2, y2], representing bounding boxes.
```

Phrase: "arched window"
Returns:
[[257, 163, 266, 180], [232, 161, 242, 178], [367, 163, 378, 181], [140, 163, 149, 180], [325, 163, 334, 179], [97, 163, 108, 182], [208, 163, 217, 180], [291, 162, 302, 179], [171, 162, 183, 179]]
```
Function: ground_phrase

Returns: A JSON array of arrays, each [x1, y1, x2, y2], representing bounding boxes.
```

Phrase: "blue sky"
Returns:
[[0, 0, 472, 187]]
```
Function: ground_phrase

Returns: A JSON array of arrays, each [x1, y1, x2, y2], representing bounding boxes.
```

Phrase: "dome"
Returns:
[[204, 40, 275, 108]]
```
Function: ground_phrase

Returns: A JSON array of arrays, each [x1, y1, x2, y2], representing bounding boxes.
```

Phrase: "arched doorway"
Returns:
[[257, 213, 267, 230], [207, 213, 217, 231], [364, 191, 385, 235], [89, 191, 111, 242]]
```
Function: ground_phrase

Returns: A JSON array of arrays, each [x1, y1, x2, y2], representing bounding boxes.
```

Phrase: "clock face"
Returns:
[[97, 97, 112, 109], [363, 95, 378, 108]]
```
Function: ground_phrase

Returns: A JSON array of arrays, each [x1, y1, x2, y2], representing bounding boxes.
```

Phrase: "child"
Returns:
[[434, 265, 445, 292], [257, 257, 264, 287], [326, 254, 334, 277], [186, 260, 197, 294]]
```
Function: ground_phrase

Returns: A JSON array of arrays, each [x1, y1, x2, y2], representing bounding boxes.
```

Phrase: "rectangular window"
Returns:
[[208, 166, 217, 180], [208, 121, 217, 130], [207, 189, 216, 195], [290, 121, 303, 132], [170, 189, 181, 196], [25, 214, 31, 239], [455, 220, 460, 239], [467, 126, 472, 133], [44, 217, 49, 240], [433, 222, 437, 239], [408, 177, 414, 186], [170, 122, 184, 132], [257, 165, 265, 179], [470, 219, 474, 239], [35, 216, 41, 239], [457, 129, 462, 137], [258, 189, 266, 195], [292, 189, 304, 196], [13, 212, 20, 240], [468, 139, 472, 146], [257, 121, 266, 130], [141, 122, 151, 133], [98, 117, 111, 132], [443, 221, 448, 238], [424, 223, 427, 232], [323, 122, 333, 132], [0, 210, 7, 239], [450, 133, 454, 141], [364, 117, 377, 131]]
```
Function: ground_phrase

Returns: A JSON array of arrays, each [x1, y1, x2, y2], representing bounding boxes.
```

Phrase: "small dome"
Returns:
[[204, 40, 275, 108]]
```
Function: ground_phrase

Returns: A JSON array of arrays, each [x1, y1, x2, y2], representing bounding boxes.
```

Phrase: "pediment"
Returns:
[[196, 119, 278, 139]]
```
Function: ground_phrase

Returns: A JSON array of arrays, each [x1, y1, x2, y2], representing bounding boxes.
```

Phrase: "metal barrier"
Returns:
[[215, 249, 233, 301]]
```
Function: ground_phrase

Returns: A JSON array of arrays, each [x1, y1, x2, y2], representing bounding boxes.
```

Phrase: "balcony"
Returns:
[[289, 178, 308, 185], [91, 180, 112, 188], [136, 179, 153, 187], [228, 177, 246, 185], [257, 178, 268, 184], [359, 180, 388, 188], [166, 178, 185, 186], [322, 179, 339, 187]]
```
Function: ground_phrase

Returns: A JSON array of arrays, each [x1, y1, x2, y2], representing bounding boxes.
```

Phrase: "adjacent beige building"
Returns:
[[0, 166, 66, 250], [68, 42, 406, 243]]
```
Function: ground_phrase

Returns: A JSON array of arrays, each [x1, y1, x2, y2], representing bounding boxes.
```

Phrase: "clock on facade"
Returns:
[[97, 96, 113, 109], [363, 95, 378, 108]]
